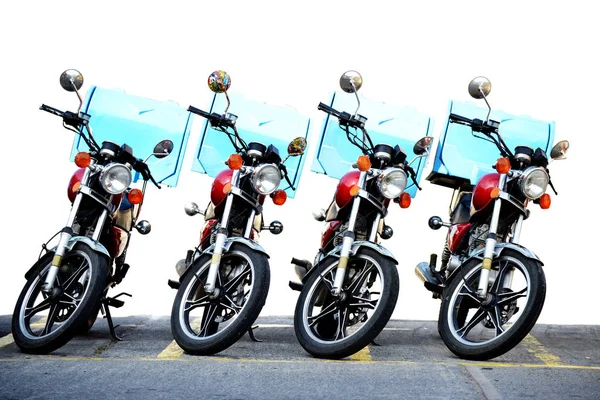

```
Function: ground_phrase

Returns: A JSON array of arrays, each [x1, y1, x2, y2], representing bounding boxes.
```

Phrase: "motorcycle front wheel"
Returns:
[[438, 249, 546, 360], [294, 248, 399, 359], [171, 243, 270, 355], [12, 243, 109, 354]]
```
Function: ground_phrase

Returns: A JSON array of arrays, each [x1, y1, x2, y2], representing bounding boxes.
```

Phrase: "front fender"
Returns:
[[446, 242, 543, 283], [24, 237, 110, 280], [304, 240, 397, 284], [179, 237, 270, 283]]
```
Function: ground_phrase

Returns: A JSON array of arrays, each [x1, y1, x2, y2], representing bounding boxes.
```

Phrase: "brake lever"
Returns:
[[405, 165, 422, 190], [279, 164, 295, 191]]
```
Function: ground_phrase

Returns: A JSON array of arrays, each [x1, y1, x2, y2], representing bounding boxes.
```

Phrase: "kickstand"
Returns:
[[100, 292, 132, 342], [101, 302, 122, 341], [247, 325, 262, 342], [370, 339, 382, 346]]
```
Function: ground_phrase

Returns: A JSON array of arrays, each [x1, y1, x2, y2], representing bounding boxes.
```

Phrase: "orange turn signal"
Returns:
[[399, 192, 411, 208], [272, 189, 287, 206], [349, 185, 360, 197], [357, 155, 371, 172], [539, 193, 551, 209], [223, 183, 232, 194], [128, 188, 144, 205], [490, 187, 501, 199], [495, 157, 511, 174], [74, 152, 91, 168], [227, 154, 243, 170]]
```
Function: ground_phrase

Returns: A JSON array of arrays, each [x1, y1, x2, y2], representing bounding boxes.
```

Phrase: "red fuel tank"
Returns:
[[471, 173, 500, 214], [335, 171, 360, 209], [211, 169, 233, 207]]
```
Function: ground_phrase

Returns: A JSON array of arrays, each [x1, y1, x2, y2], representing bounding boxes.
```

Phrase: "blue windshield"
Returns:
[[311, 92, 434, 198], [192, 92, 310, 199], [429, 100, 555, 186], [70, 86, 192, 187]]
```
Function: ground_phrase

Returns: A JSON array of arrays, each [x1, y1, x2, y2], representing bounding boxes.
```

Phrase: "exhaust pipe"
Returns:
[[415, 262, 438, 284]]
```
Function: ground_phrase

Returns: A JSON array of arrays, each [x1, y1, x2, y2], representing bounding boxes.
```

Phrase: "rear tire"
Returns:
[[12, 244, 109, 354], [171, 243, 270, 355], [438, 249, 545, 360]]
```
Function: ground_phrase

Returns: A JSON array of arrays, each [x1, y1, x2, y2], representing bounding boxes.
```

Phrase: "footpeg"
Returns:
[[168, 279, 181, 289], [289, 281, 303, 291]]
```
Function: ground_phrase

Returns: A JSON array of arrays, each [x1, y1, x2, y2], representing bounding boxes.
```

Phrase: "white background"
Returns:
[[1, 0, 597, 324]]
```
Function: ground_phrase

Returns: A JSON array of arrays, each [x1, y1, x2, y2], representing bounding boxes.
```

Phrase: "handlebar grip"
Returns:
[[449, 113, 473, 125], [187, 105, 212, 119], [39, 104, 65, 117], [317, 102, 338, 115]]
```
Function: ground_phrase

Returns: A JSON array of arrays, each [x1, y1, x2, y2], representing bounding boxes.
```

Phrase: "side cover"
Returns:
[[192, 92, 310, 199], [311, 92, 434, 198], [70, 86, 192, 187], [427, 100, 555, 190]]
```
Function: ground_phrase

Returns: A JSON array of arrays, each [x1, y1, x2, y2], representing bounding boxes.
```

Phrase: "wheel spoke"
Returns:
[[24, 298, 52, 319], [349, 295, 378, 310], [457, 291, 481, 305], [223, 265, 251, 292], [347, 262, 376, 293], [308, 302, 337, 327], [222, 294, 242, 311], [456, 307, 486, 338], [497, 288, 527, 305], [63, 260, 89, 291], [41, 304, 59, 336], [488, 307, 505, 336], [184, 295, 210, 312], [334, 309, 349, 340], [197, 303, 219, 337]]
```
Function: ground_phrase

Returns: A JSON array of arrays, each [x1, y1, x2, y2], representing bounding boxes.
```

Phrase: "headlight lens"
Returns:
[[520, 167, 549, 199], [252, 164, 281, 195], [100, 163, 132, 195], [378, 168, 408, 199]]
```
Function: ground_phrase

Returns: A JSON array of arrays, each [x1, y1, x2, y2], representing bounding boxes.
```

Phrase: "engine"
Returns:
[[468, 223, 489, 254]]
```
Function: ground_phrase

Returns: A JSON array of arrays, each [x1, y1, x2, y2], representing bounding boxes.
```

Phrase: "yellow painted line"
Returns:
[[521, 334, 562, 366], [0, 318, 48, 349], [157, 318, 202, 359], [0, 334, 14, 349], [0, 356, 598, 370], [348, 346, 372, 362]]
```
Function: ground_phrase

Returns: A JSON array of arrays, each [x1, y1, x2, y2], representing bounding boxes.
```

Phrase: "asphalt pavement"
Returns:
[[0, 316, 598, 399]]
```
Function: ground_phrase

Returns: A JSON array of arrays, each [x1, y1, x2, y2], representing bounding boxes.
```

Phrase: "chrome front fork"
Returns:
[[43, 163, 103, 294], [477, 174, 506, 298], [204, 170, 239, 294], [332, 171, 366, 296]]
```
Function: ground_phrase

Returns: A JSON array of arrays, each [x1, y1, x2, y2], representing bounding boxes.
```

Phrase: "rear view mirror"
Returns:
[[468, 76, 491, 99], [153, 140, 174, 159], [339, 71, 363, 93], [60, 69, 84, 92], [550, 140, 569, 160], [287, 137, 307, 157], [413, 136, 433, 155]]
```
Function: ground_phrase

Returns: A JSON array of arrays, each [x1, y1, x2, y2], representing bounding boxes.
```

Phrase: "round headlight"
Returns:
[[378, 168, 408, 199], [252, 164, 281, 195], [100, 163, 132, 195], [519, 167, 549, 199]]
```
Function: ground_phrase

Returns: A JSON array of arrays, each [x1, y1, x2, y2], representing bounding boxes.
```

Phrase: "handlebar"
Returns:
[[317, 102, 342, 118], [187, 105, 213, 120], [40, 104, 65, 117], [449, 113, 499, 135]]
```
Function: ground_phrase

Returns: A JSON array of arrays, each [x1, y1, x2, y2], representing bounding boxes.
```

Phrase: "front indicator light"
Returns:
[[495, 157, 511, 174], [399, 192, 411, 208], [539, 193, 551, 209], [272, 189, 287, 206], [75, 152, 91, 168], [357, 155, 371, 172], [227, 154, 243, 170], [128, 188, 144, 205]]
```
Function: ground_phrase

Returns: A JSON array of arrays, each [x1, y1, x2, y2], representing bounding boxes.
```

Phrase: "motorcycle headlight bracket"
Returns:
[[377, 168, 408, 199], [100, 163, 133, 195], [519, 167, 549, 200], [252, 164, 281, 195]]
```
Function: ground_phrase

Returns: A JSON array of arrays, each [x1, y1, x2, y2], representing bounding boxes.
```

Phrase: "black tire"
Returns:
[[438, 249, 546, 360], [75, 302, 102, 335], [171, 243, 270, 355], [12, 244, 109, 354], [294, 248, 399, 359]]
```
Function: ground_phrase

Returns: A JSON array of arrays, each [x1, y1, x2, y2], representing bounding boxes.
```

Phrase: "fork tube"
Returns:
[[205, 169, 239, 294], [42, 164, 96, 293], [332, 171, 366, 296], [477, 174, 506, 297], [511, 214, 524, 244], [369, 214, 381, 242], [244, 209, 256, 238]]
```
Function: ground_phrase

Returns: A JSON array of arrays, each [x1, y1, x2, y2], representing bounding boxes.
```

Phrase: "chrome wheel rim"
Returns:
[[301, 255, 384, 345]]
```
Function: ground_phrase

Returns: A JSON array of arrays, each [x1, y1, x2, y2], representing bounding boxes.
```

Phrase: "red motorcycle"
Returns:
[[169, 70, 307, 355], [416, 77, 569, 360], [291, 71, 432, 359], [12, 70, 171, 353]]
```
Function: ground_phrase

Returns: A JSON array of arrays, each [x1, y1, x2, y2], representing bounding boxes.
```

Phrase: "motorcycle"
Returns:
[[12, 69, 171, 354], [416, 76, 569, 360], [169, 70, 307, 355], [290, 71, 432, 359]]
